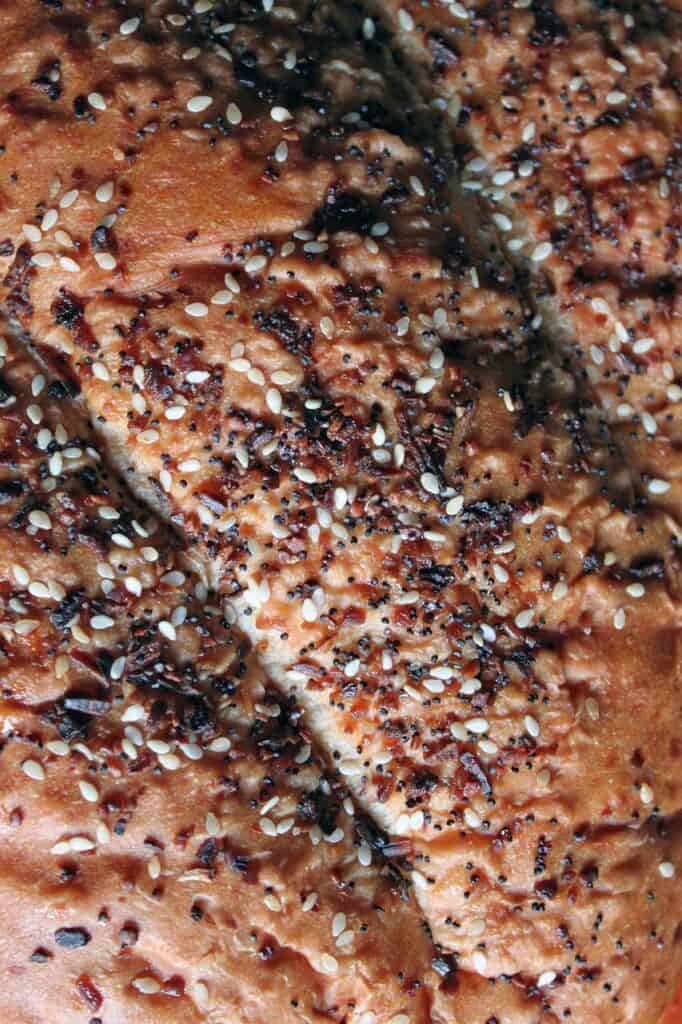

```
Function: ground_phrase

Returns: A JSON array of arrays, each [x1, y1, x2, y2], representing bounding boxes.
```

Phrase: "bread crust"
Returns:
[[0, 2, 679, 1023]]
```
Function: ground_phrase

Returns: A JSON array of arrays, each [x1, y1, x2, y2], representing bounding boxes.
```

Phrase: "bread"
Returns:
[[0, 330, 486, 1024], [366, 0, 682, 508], [0, 2, 680, 1022]]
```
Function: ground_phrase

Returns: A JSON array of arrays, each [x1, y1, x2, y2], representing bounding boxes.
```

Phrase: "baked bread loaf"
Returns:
[[0, 330, 495, 1023], [369, 0, 681, 509], [0, 2, 680, 1023]]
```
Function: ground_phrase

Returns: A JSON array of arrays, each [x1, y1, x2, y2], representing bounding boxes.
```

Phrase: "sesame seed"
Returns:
[[132, 977, 161, 995], [95, 181, 114, 203], [320, 954, 338, 974], [120, 16, 141, 34], [270, 106, 292, 123], [22, 759, 45, 781], [538, 970, 556, 988], [420, 472, 440, 495], [514, 609, 533, 629], [90, 615, 114, 630], [659, 862, 675, 878], [185, 302, 208, 318], [158, 620, 177, 641], [493, 212, 512, 232], [531, 242, 552, 262], [94, 252, 116, 270], [648, 478, 670, 495], [226, 103, 242, 125], [28, 510, 51, 530], [31, 252, 54, 268], [398, 8, 414, 29], [79, 780, 99, 803], [88, 92, 106, 111], [464, 807, 481, 829], [122, 704, 146, 723], [22, 223, 42, 243], [524, 715, 540, 738], [41, 209, 58, 232], [187, 95, 212, 113], [245, 254, 267, 274], [59, 189, 79, 209]]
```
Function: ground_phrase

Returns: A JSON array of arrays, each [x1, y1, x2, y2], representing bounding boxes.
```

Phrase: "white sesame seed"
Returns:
[[90, 615, 114, 630], [79, 780, 99, 802], [95, 181, 114, 203], [186, 370, 210, 385], [120, 16, 141, 34], [472, 951, 487, 974], [31, 252, 54, 268], [465, 717, 489, 735], [492, 212, 513, 232], [88, 92, 106, 111], [294, 466, 317, 484], [515, 609, 533, 629], [446, 495, 463, 516], [398, 8, 414, 29], [659, 861, 675, 878], [40, 209, 58, 233], [94, 252, 116, 270], [139, 429, 160, 445], [226, 102, 242, 125], [271, 106, 292, 123], [464, 808, 481, 829], [641, 412, 657, 435], [132, 977, 161, 995], [185, 302, 208, 318], [420, 472, 440, 495], [613, 607, 626, 630], [58, 254, 78, 272], [320, 954, 338, 974], [626, 583, 645, 598], [607, 90, 627, 104], [538, 970, 556, 988], [245, 254, 267, 274], [524, 715, 540, 738], [22, 759, 45, 781], [164, 405, 186, 422], [415, 375, 436, 395], [28, 510, 51, 530], [122, 704, 146, 723], [531, 242, 552, 262], [59, 189, 79, 210], [208, 737, 231, 752], [22, 223, 42, 243], [648, 478, 670, 495], [159, 753, 181, 770], [158, 620, 177, 641], [187, 95, 213, 113], [640, 783, 654, 804]]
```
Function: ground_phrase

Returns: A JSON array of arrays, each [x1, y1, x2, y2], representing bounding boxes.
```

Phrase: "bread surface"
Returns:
[[0, 2, 680, 1023]]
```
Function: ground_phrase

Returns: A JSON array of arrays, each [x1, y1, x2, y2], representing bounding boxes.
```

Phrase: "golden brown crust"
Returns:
[[0, 2, 680, 1023], [0, 330, 484, 1024], [367, 0, 682, 516]]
